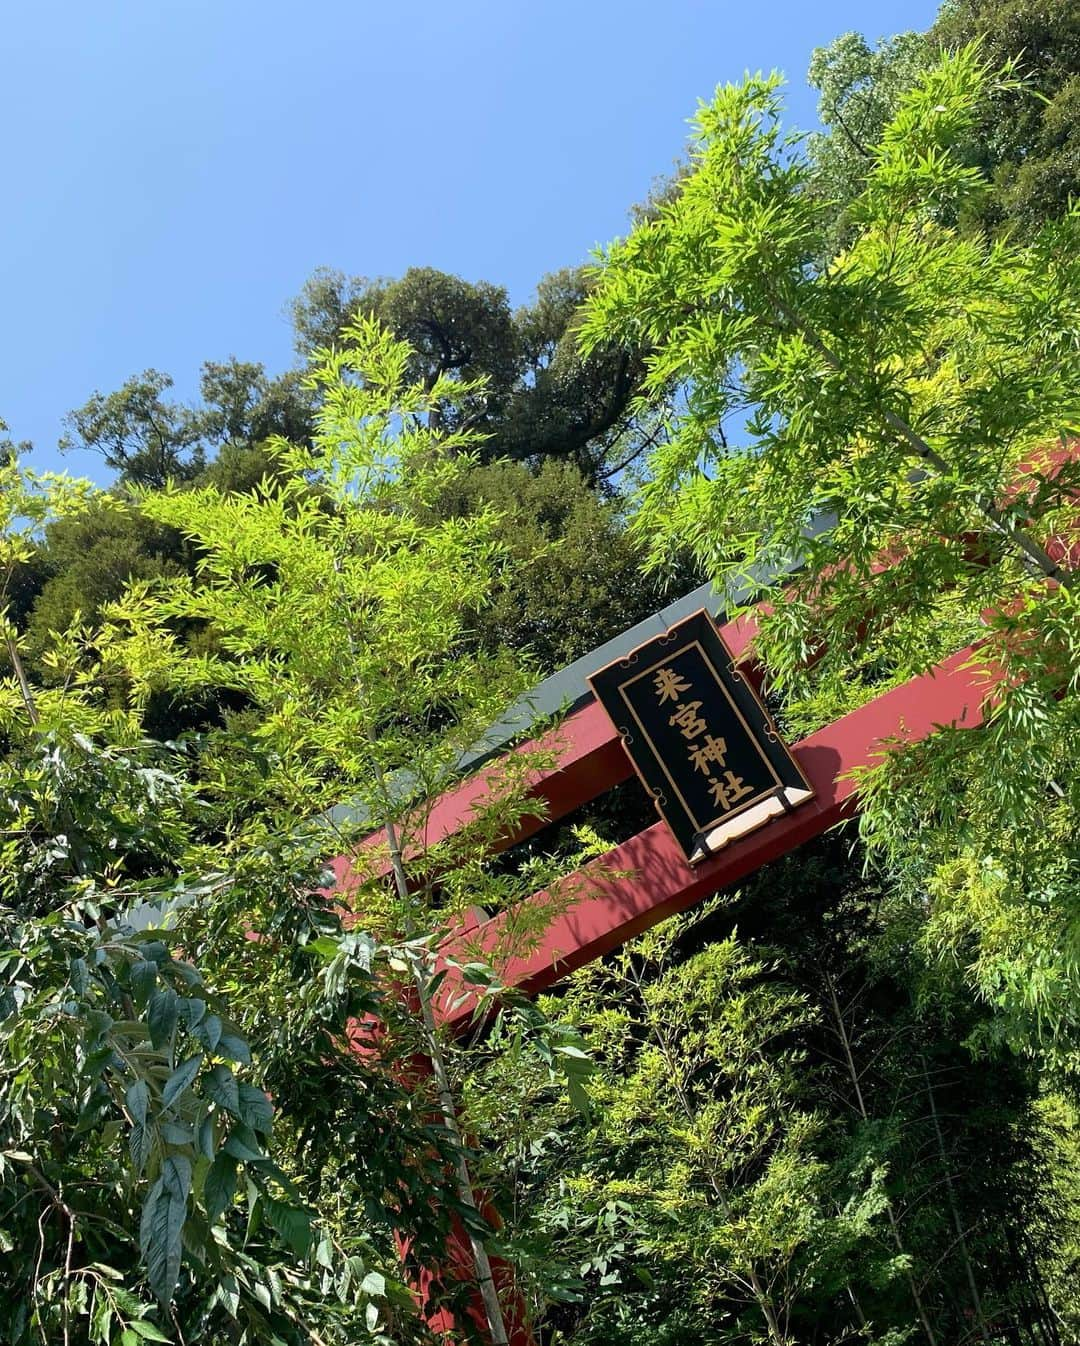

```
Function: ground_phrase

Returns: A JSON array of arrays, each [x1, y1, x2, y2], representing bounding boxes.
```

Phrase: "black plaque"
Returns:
[[588, 609, 813, 864]]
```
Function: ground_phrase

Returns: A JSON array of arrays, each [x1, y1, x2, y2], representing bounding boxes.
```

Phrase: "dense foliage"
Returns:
[[809, 0, 1080, 244], [6, 2, 1080, 1343], [1, 462, 448, 1344], [466, 843, 1080, 1343], [0, 334, 596, 1344], [582, 45, 1080, 1074]]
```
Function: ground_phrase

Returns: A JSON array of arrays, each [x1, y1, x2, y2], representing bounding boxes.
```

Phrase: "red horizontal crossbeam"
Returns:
[[327, 608, 764, 903], [437, 644, 986, 1026]]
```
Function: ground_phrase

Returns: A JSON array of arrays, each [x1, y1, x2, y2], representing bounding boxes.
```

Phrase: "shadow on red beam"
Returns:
[[331, 610, 765, 892], [437, 645, 986, 1027], [324, 699, 635, 902]]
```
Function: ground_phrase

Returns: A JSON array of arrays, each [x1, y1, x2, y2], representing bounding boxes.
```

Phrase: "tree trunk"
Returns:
[[825, 975, 940, 1346], [382, 813, 511, 1346], [920, 1055, 992, 1346], [5, 632, 38, 725]]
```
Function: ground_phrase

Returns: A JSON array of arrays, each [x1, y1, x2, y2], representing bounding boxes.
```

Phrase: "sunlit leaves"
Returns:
[[582, 48, 1080, 1063]]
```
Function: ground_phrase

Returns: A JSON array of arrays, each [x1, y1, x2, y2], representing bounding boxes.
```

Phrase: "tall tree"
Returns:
[[809, 0, 1080, 244], [505, 911, 892, 1346], [581, 50, 1080, 1065], [426, 457, 698, 674], [290, 264, 653, 482], [931, 0, 1080, 233], [1, 458, 445, 1345], [62, 360, 314, 490], [806, 29, 928, 253], [19, 362, 316, 701], [96, 316, 595, 1342]]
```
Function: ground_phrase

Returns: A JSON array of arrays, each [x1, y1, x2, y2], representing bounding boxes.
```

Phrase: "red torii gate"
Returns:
[[421, 610, 985, 1021], [331, 586, 993, 1344], [326, 438, 1076, 1342]]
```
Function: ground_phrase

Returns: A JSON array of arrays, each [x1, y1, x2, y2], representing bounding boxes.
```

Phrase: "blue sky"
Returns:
[[3, 0, 939, 482]]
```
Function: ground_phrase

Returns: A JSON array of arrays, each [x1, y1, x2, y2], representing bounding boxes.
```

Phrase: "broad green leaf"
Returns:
[[192, 1012, 222, 1053], [177, 996, 206, 1030], [90, 1286, 113, 1345], [223, 1123, 265, 1162], [129, 959, 158, 1007], [126, 1078, 149, 1128], [263, 1195, 312, 1257], [203, 1153, 238, 1222], [128, 1320, 172, 1342], [197, 1112, 215, 1160], [134, 940, 169, 965], [69, 955, 89, 995], [216, 1029, 251, 1064], [216, 1273, 240, 1320], [162, 1053, 202, 1109], [142, 1155, 191, 1305], [147, 988, 178, 1051], [237, 1081, 273, 1134], [360, 1270, 385, 1297], [307, 936, 341, 962], [203, 1063, 240, 1115], [129, 1119, 155, 1174]]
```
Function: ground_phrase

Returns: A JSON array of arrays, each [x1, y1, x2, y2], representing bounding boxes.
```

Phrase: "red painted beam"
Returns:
[[331, 609, 764, 896], [428, 607, 761, 851], [422, 697, 632, 854], [438, 645, 986, 1025], [325, 697, 634, 899]]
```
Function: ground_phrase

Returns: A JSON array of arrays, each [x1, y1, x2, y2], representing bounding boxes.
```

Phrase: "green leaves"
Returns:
[[130, 959, 158, 1007], [203, 1063, 240, 1114], [147, 988, 178, 1050], [162, 1054, 202, 1109], [222, 1124, 265, 1163], [214, 1030, 250, 1065], [0, 854, 325, 1339], [125, 1318, 171, 1342], [127, 1079, 154, 1173], [203, 1154, 237, 1222], [141, 1154, 191, 1305], [261, 1194, 312, 1258], [468, 911, 893, 1343], [582, 48, 1080, 1070], [191, 1012, 222, 1052], [3, 318, 579, 1345], [238, 1081, 274, 1134]]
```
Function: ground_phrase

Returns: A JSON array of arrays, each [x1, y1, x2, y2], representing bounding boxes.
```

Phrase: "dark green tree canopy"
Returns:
[[291, 263, 650, 480], [62, 359, 315, 490], [23, 499, 186, 668], [429, 458, 699, 673], [809, 0, 1080, 243], [932, 0, 1080, 231]]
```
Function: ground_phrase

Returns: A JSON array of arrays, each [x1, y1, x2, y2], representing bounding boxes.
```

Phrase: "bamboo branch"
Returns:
[[381, 809, 511, 1346], [824, 973, 939, 1346], [920, 1054, 991, 1346], [5, 632, 39, 725], [766, 290, 1075, 591]]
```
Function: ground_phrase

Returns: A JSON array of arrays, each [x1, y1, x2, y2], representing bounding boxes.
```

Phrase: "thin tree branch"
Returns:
[[766, 288, 1075, 591]]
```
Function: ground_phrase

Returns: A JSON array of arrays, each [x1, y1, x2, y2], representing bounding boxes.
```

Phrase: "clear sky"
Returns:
[[3, 0, 940, 482]]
